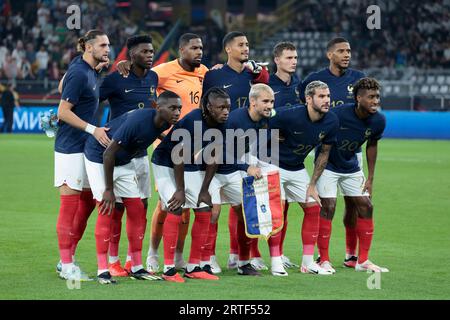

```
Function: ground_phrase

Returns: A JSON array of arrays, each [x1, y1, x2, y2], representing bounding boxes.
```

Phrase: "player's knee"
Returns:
[[357, 200, 373, 218], [320, 204, 336, 220]]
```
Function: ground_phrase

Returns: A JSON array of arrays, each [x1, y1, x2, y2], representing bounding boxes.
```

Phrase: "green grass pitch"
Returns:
[[0, 134, 449, 300]]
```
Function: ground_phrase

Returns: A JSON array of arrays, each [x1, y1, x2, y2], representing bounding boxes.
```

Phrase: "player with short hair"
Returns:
[[94, 35, 158, 277], [118, 33, 209, 273], [298, 37, 366, 267], [151, 87, 230, 282], [267, 80, 338, 275], [256, 41, 301, 270], [83, 91, 182, 284], [202, 31, 270, 272], [315, 78, 388, 273], [54, 29, 110, 281], [204, 83, 275, 276]]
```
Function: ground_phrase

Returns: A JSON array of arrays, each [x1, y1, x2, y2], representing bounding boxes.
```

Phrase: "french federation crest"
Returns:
[[319, 131, 326, 141], [364, 128, 372, 139]]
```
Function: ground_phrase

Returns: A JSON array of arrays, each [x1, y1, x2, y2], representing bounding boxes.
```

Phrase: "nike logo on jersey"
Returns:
[[125, 89, 134, 93], [176, 80, 183, 83], [293, 131, 303, 135], [340, 126, 349, 130], [274, 91, 280, 95], [223, 84, 233, 89]]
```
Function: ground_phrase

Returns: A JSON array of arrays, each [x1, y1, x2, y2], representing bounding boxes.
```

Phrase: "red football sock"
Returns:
[[268, 231, 282, 257], [163, 213, 182, 265], [279, 201, 289, 255], [70, 190, 95, 257], [345, 226, 358, 256], [189, 211, 211, 265], [94, 202, 113, 270], [301, 205, 321, 256], [150, 201, 167, 253], [237, 216, 251, 261], [228, 206, 238, 254], [356, 217, 374, 263], [108, 205, 125, 258], [318, 216, 332, 262], [57, 194, 79, 264], [202, 222, 218, 262], [250, 237, 262, 258], [176, 208, 191, 253], [123, 198, 146, 268]]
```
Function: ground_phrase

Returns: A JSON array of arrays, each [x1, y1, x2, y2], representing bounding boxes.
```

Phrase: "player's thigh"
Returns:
[[317, 169, 339, 198], [114, 162, 141, 201], [184, 170, 210, 209], [84, 156, 107, 202], [132, 156, 151, 199], [209, 175, 224, 206], [218, 171, 243, 206], [339, 171, 369, 197], [151, 163, 177, 210], [55, 152, 89, 191], [280, 168, 313, 203]]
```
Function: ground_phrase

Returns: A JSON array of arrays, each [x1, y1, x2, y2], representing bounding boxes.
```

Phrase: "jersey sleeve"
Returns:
[[201, 70, 214, 97], [298, 74, 314, 103], [370, 114, 386, 141], [112, 113, 140, 148], [61, 70, 86, 105], [322, 116, 339, 145], [99, 73, 116, 102]]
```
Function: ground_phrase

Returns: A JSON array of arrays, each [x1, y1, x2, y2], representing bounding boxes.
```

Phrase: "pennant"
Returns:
[[242, 171, 283, 240]]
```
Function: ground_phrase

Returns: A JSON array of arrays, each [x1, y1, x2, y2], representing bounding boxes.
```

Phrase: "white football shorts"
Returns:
[[84, 156, 140, 203], [132, 156, 151, 199], [210, 170, 244, 206], [317, 169, 370, 198], [152, 164, 219, 210], [54, 152, 90, 191]]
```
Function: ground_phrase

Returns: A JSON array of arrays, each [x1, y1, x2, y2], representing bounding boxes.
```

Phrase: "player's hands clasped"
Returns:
[[99, 189, 115, 215], [306, 184, 322, 207], [168, 189, 185, 212], [93, 127, 111, 148]]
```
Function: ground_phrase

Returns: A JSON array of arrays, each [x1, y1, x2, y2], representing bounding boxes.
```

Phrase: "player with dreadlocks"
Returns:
[[150, 87, 230, 282]]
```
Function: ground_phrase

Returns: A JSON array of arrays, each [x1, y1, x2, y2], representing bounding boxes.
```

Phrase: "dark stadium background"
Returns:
[[1, 0, 449, 136]]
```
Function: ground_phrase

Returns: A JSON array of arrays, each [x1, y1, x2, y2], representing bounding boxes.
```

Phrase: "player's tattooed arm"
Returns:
[[100, 140, 122, 215], [307, 143, 332, 206], [364, 139, 378, 196]]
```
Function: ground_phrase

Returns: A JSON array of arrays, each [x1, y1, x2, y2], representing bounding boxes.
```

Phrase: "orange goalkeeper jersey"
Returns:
[[152, 59, 209, 119]]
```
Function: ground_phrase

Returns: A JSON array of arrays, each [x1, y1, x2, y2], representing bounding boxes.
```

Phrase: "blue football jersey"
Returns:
[[84, 108, 169, 166], [55, 56, 99, 154], [99, 70, 158, 120], [298, 68, 365, 107], [269, 105, 339, 171], [151, 109, 226, 171], [317, 103, 386, 173], [202, 64, 255, 111], [269, 73, 300, 109]]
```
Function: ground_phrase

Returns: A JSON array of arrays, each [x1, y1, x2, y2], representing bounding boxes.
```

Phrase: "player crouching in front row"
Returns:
[[83, 91, 182, 284]]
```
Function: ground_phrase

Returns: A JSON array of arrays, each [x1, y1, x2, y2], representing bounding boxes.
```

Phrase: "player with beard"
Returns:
[[54, 30, 110, 281], [267, 81, 339, 275], [298, 38, 366, 268]]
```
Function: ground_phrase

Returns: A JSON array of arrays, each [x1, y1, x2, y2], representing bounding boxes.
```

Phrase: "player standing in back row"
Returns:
[[299, 37, 366, 268]]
